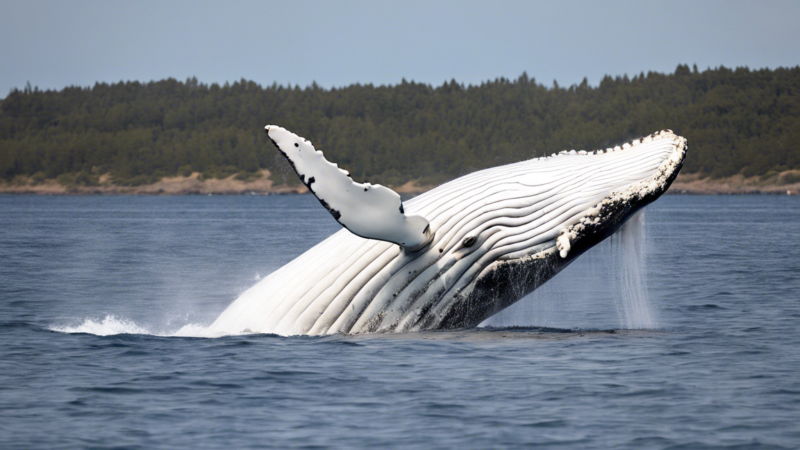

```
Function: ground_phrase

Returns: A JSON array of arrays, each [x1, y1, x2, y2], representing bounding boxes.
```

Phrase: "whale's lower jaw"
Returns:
[[378, 146, 686, 333]]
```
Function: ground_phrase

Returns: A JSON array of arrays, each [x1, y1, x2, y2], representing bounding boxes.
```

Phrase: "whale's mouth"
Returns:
[[484, 129, 687, 269]]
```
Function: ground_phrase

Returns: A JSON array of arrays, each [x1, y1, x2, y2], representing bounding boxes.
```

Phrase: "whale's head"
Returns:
[[211, 129, 686, 336], [347, 130, 687, 333]]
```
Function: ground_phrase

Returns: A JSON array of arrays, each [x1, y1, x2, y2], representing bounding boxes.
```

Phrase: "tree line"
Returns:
[[1, 64, 798, 187]]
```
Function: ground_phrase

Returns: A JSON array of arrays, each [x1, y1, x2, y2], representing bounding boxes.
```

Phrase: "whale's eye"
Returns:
[[462, 236, 476, 247]]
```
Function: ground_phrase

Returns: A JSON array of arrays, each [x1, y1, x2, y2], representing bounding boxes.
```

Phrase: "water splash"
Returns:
[[48, 315, 241, 338], [612, 210, 656, 329], [50, 315, 152, 336], [481, 209, 656, 330]]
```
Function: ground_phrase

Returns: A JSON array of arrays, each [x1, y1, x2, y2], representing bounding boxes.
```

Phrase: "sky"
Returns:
[[1, 0, 799, 96]]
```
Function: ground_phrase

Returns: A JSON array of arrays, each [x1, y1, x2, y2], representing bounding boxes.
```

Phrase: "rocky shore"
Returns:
[[0, 170, 308, 196], [1, 171, 799, 196]]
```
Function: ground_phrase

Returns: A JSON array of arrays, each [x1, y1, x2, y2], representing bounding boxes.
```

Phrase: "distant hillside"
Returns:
[[1, 65, 799, 188]]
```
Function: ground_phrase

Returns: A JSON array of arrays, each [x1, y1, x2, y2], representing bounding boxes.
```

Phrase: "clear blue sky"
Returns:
[[2, 0, 798, 96]]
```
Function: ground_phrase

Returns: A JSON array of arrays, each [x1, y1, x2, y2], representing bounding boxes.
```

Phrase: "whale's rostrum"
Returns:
[[209, 127, 686, 335]]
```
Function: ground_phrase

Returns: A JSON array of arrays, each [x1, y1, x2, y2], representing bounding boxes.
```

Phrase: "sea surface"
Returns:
[[1, 194, 798, 449]]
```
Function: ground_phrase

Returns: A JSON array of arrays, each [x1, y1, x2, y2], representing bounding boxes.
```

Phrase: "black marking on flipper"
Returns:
[[318, 196, 342, 220], [323, 203, 342, 220], [399, 203, 404, 214], [266, 133, 342, 223]]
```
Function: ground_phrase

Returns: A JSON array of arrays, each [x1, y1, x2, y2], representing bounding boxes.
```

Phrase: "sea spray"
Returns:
[[49, 314, 236, 338], [612, 210, 656, 329], [49, 315, 152, 336], [480, 209, 656, 330]]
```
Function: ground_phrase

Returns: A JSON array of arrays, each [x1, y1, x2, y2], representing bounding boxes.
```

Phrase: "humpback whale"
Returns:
[[209, 126, 686, 336]]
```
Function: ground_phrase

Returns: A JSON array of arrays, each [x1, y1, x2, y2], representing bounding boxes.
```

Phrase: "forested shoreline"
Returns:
[[1, 65, 799, 190]]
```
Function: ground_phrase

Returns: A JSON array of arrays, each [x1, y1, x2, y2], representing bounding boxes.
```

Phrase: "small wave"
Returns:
[[50, 315, 152, 336], [48, 315, 238, 338]]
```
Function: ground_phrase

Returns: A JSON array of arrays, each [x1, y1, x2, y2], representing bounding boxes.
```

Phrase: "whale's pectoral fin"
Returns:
[[265, 125, 433, 251]]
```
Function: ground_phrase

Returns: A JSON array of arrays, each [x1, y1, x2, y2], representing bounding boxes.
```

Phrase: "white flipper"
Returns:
[[265, 125, 433, 251]]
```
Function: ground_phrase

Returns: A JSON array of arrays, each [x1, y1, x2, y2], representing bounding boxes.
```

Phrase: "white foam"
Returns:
[[49, 314, 248, 338], [50, 315, 153, 336]]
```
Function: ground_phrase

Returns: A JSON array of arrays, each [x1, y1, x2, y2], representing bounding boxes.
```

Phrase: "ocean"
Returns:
[[1, 194, 798, 449]]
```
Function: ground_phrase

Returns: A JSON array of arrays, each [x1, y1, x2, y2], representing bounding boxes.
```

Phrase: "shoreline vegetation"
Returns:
[[2, 65, 799, 192], [1, 170, 799, 196]]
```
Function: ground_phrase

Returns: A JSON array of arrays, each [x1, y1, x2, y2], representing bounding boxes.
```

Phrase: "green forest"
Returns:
[[1, 64, 798, 187]]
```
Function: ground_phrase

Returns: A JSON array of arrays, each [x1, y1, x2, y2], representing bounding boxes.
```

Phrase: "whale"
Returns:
[[208, 126, 687, 336]]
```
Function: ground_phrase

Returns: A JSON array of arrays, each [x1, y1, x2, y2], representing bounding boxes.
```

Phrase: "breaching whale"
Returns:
[[208, 126, 686, 336]]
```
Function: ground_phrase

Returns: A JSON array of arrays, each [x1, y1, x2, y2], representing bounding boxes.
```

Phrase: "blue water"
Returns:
[[1, 194, 798, 449]]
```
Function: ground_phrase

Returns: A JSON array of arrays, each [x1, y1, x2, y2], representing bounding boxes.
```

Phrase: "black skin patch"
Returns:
[[364, 188, 367, 191], [319, 198, 342, 220], [462, 236, 476, 247], [399, 203, 404, 214], [294, 143, 299, 147], [308, 176, 315, 186]]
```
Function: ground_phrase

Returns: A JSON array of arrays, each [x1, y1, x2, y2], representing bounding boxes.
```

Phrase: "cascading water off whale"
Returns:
[[208, 125, 687, 336]]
